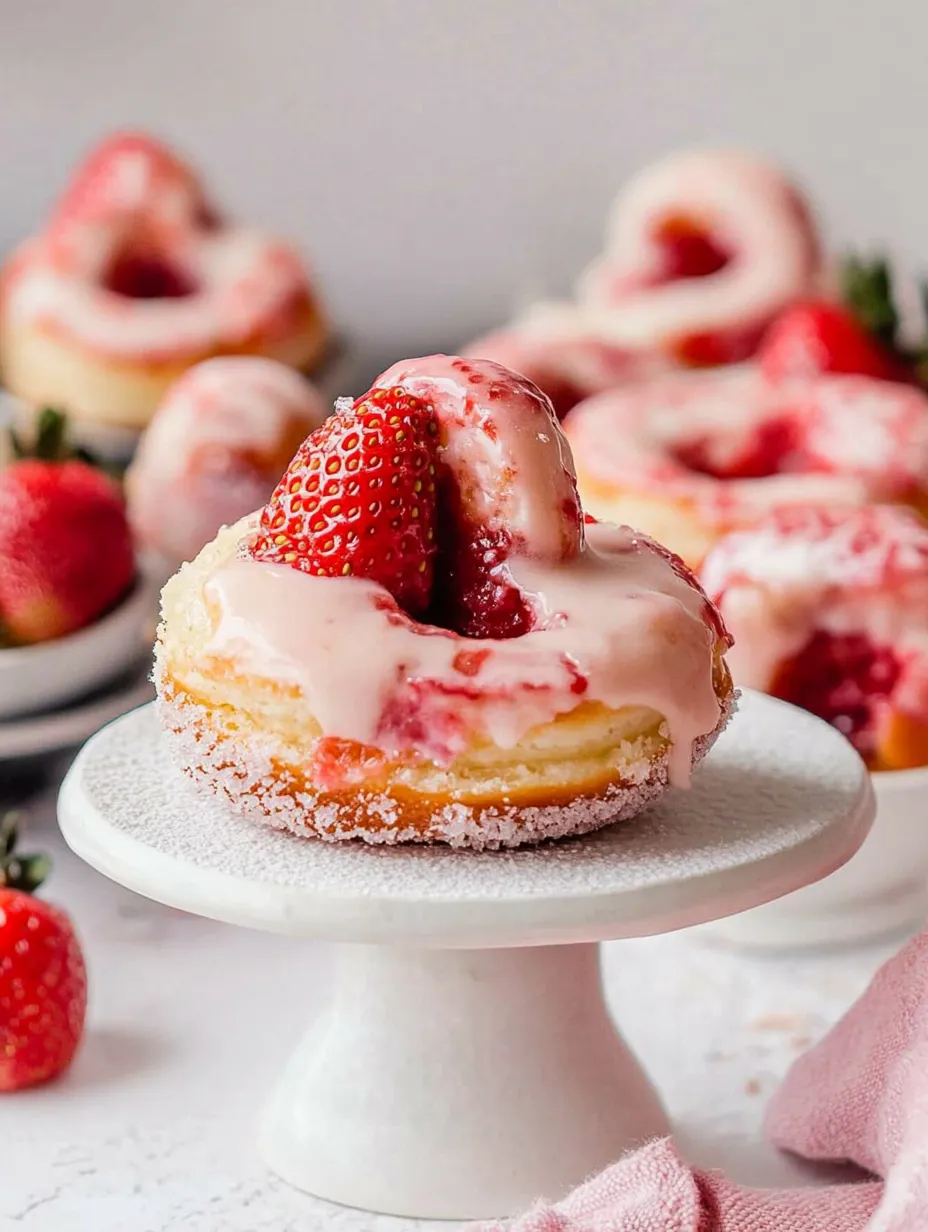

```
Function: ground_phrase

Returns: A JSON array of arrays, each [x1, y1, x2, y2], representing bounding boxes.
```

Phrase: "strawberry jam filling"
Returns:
[[770, 630, 901, 763], [103, 245, 198, 299], [652, 214, 732, 282], [672, 416, 798, 481]]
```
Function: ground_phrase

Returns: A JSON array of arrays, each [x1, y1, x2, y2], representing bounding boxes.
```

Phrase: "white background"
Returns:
[[1, 0, 926, 365]]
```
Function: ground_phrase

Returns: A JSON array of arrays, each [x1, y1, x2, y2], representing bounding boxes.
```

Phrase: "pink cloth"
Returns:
[[471, 930, 928, 1232]]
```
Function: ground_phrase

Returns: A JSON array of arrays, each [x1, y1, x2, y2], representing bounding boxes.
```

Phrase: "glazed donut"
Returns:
[[565, 366, 928, 567], [462, 149, 820, 417], [575, 148, 821, 364], [0, 132, 329, 432], [701, 504, 928, 770], [462, 326, 668, 421], [125, 356, 328, 573], [155, 355, 733, 849]]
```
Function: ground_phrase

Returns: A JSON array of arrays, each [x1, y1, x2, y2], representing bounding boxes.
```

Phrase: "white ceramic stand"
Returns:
[[58, 692, 873, 1220], [702, 763, 928, 949]]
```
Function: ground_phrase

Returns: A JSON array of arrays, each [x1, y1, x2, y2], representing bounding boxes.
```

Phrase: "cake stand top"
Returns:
[[58, 693, 873, 948]]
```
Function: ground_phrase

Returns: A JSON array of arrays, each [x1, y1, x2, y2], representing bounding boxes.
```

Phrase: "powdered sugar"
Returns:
[[66, 689, 873, 909]]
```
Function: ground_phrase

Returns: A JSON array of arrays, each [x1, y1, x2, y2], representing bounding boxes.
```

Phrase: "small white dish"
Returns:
[[700, 763, 928, 949], [0, 579, 156, 721], [0, 664, 153, 763]]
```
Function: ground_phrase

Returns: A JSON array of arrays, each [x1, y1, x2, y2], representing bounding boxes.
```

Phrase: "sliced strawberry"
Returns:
[[250, 387, 439, 616], [759, 300, 910, 384], [0, 459, 135, 644]]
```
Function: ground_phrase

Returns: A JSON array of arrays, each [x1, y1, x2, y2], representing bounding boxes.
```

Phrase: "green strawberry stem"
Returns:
[[0, 813, 50, 895], [840, 254, 902, 350]]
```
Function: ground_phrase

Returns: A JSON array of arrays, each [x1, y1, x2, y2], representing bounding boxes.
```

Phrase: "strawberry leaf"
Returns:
[[0, 813, 50, 895], [840, 254, 900, 349]]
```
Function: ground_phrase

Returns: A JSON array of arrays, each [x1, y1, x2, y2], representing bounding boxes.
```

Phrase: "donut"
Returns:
[[462, 325, 668, 421], [565, 366, 928, 567], [575, 148, 821, 363], [701, 504, 928, 770], [0, 132, 329, 433], [125, 356, 328, 574], [155, 355, 734, 849], [463, 149, 820, 417]]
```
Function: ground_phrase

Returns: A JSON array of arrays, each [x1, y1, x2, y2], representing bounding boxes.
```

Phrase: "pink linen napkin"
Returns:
[[471, 930, 928, 1232]]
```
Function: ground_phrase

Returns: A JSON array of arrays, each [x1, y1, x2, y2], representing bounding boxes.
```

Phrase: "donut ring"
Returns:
[[126, 356, 328, 574], [575, 148, 821, 363], [566, 366, 928, 566], [701, 504, 928, 770], [463, 150, 820, 417], [0, 132, 329, 431], [155, 357, 733, 849]]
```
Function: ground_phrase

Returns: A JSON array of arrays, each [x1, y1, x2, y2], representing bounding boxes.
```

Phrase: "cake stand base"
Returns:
[[262, 943, 666, 1219], [58, 693, 873, 1219]]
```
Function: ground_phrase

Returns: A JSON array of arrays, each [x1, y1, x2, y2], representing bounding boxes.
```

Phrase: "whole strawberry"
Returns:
[[0, 815, 87, 1091], [250, 386, 439, 616], [760, 256, 913, 385], [0, 455, 135, 644]]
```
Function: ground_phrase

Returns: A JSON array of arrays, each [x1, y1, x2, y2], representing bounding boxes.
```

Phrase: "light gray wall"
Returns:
[[2, 1, 925, 366]]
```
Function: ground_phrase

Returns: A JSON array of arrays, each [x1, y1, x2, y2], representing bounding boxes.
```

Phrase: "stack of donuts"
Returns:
[[465, 146, 928, 773]]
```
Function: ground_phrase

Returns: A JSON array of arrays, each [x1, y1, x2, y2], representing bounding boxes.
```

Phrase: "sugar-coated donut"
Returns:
[[701, 505, 928, 770], [126, 356, 328, 573], [0, 132, 329, 431], [565, 366, 928, 566], [463, 149, 820, 416], [155, 356, 734, 849]]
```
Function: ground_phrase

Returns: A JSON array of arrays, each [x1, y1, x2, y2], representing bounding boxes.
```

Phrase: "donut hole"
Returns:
[[652, 214, 732, 281], [771, 630, 900, 762], [671, 416, 798, 480], [102, 244, 198, 299]]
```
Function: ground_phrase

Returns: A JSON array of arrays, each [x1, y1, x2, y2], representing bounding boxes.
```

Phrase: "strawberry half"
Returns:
[[250, 387, 439, 615]]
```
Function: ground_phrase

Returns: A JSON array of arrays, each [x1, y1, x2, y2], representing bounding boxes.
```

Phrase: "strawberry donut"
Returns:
[[702, 505, 928, 771], [0, 132, 329, 436], [465, 149, 821, 416], [125, 356, 328, 574], [155, 356, 733, 849], [566, 366, 928, 567]]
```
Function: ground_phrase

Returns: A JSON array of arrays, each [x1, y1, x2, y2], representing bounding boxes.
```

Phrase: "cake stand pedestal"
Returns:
[[58, 692, 873, 1221]]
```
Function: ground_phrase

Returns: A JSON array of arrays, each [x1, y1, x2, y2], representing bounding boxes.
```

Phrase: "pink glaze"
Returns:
[[1, 132, 314, 363], [202, 521, 725, 785], [565, 366, 928, 525], [700, 506, 928, 717], [372, 354, 583, 561], [127, 356, 327, 569]]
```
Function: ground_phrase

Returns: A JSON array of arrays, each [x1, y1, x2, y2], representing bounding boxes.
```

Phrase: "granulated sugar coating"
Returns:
[[63, 693, 871, 931]]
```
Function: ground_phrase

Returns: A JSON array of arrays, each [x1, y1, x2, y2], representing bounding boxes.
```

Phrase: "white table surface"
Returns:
[[0, 778, 898, 1231]]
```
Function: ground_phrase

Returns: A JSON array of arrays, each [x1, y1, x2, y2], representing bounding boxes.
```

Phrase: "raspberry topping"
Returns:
[[652, 214, 731, 281]]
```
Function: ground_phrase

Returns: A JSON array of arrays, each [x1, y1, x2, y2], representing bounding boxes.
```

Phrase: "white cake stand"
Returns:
[[58, 692, 873, 1221]]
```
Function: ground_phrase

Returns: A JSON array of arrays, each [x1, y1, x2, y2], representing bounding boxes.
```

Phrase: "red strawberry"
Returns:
[[653, 215, 731, 281], [0, 458, 135, 645], [250, 387, 439, 616], [0, 815, 87, 1092], [759, 299, 909, 383]]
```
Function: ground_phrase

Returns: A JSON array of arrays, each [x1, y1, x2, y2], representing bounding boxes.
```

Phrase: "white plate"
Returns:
[[0, 664, 153, 762]]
